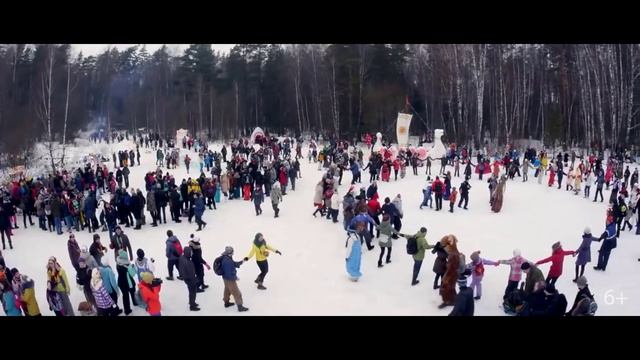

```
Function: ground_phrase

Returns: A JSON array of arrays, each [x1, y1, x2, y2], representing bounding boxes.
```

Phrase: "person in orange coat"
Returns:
[[449, 187, 458, 213], [535, 241, 575, 287], [138, 272, 162, 316]]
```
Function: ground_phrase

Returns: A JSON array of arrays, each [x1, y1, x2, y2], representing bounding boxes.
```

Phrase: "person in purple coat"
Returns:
[[466, 251, 499, 300], [574, 227, 597, 282]]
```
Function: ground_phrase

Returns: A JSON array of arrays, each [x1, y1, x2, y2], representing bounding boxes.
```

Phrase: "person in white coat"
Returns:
[[329, 189, 340, 223], [584, 171, 592, 199]]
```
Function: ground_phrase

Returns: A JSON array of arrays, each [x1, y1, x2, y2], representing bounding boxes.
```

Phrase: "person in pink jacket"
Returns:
[[497, 249, 528, 300], [535, 241, 575, 286]]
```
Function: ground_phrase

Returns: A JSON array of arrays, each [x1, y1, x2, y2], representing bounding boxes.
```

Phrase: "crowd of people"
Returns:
[[1, 129, 638, 316]]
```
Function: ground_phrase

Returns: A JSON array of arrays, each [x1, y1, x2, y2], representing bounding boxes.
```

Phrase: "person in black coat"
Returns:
[[154, 186, 167, 224], [180, 180, 189, 212], [458, 180, 471, 210], [566, 276, 594, 316], [449, 271, 474, 316], [189, 235, 209, 292], [0, 205, 12, 250], [169, 188, 182, 223], [178, 246, 199, 311], [431, 240, 448, 289]]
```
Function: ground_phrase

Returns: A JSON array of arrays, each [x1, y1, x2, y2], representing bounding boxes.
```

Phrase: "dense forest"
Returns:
[[1, 44, 639, 156]]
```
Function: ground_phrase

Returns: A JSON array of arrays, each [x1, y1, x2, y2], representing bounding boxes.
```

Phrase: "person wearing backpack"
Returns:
[[566, 276, 595, 316], [400, 227, 433, 286], [243, 233, 281, 290], [216, 246, 248, 312], [165, 230, 183, 281], [138, 272, 162, 316]]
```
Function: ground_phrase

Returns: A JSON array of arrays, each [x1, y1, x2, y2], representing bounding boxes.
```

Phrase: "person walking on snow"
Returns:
[[270, 182, 282, 218], [535, 241, 575, 287], [243, 233, 281, 290], [252, 185, 264, 216], [375, 214, 397, 267], [189, 235, 210, 292], [165, 230, 183, 281], [218, 246, 249, 312], [178, 246, 200, 311], [400, 227, 433, 286], [345, 227, 363, 281]]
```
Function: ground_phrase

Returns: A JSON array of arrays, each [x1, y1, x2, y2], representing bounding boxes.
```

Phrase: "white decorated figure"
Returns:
[[430, 129, 447, 159], [372, 132, 383, 153]]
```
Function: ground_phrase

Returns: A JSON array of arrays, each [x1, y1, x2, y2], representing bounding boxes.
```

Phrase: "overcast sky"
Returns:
[[72, 44, 235, 57]]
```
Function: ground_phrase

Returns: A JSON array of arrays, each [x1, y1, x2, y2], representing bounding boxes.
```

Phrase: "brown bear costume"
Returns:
[[439, 234, 465, 308]]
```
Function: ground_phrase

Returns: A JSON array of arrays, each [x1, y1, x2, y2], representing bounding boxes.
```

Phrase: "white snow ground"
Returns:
[[3, 139, 640, 316]]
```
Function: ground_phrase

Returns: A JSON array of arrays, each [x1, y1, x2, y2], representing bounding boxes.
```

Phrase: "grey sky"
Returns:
[[72, 44, 235, 57]]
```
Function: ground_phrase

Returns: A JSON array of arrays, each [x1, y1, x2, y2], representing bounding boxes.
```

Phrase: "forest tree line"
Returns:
[[1, 44, 639, 155]]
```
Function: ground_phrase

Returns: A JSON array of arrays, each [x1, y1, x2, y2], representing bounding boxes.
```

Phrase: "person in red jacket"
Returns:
[[139, 272, 162, 316], [392, 159, 400, 181], [278, 166, 288, 195], [535, 241, 575, 286], [367, 193, 382, 238], [432, 176, 444, 211]]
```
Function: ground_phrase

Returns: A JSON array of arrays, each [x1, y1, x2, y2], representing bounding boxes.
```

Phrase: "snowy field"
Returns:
[[3, 139, 640, 316]]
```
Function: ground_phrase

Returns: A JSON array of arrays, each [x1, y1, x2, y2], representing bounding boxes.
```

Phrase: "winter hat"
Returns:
[[116, 250, 130, 266], [223, 246, 234, 256], [136, 249, 145, 259], [141, 272, 154, 285], [420, 227, 427, 234], [254, 233, 263, 243], [90, 268, 102, 289], [513, 249, 521, 257], [584, 227, 591, 235], [521, 262, 531, 271], [470, 251, 480, 263], [190, 234, 200, 244], [552, 242, 561, 251], [167, 230, 173, 237], [576, 276, 588, 289]]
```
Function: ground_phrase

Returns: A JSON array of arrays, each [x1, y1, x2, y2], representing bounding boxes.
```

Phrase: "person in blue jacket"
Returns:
[[348, 212, 376, 251], [593, 220, 617, 271], [350, 161, 361, 185], [193, 193, 207, 231], [220, 246, 248, 312]]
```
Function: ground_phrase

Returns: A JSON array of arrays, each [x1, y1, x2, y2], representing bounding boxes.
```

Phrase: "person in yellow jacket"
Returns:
[[189, 179, 202, 195], [46, 256, 75, 316], [10, 269, 41, 316], [243, 233, 282, 290]]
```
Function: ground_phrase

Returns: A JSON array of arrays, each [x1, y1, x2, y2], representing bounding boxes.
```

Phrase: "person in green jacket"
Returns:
[[520, 262, 545, 297], [401, 227, 434, 286]]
